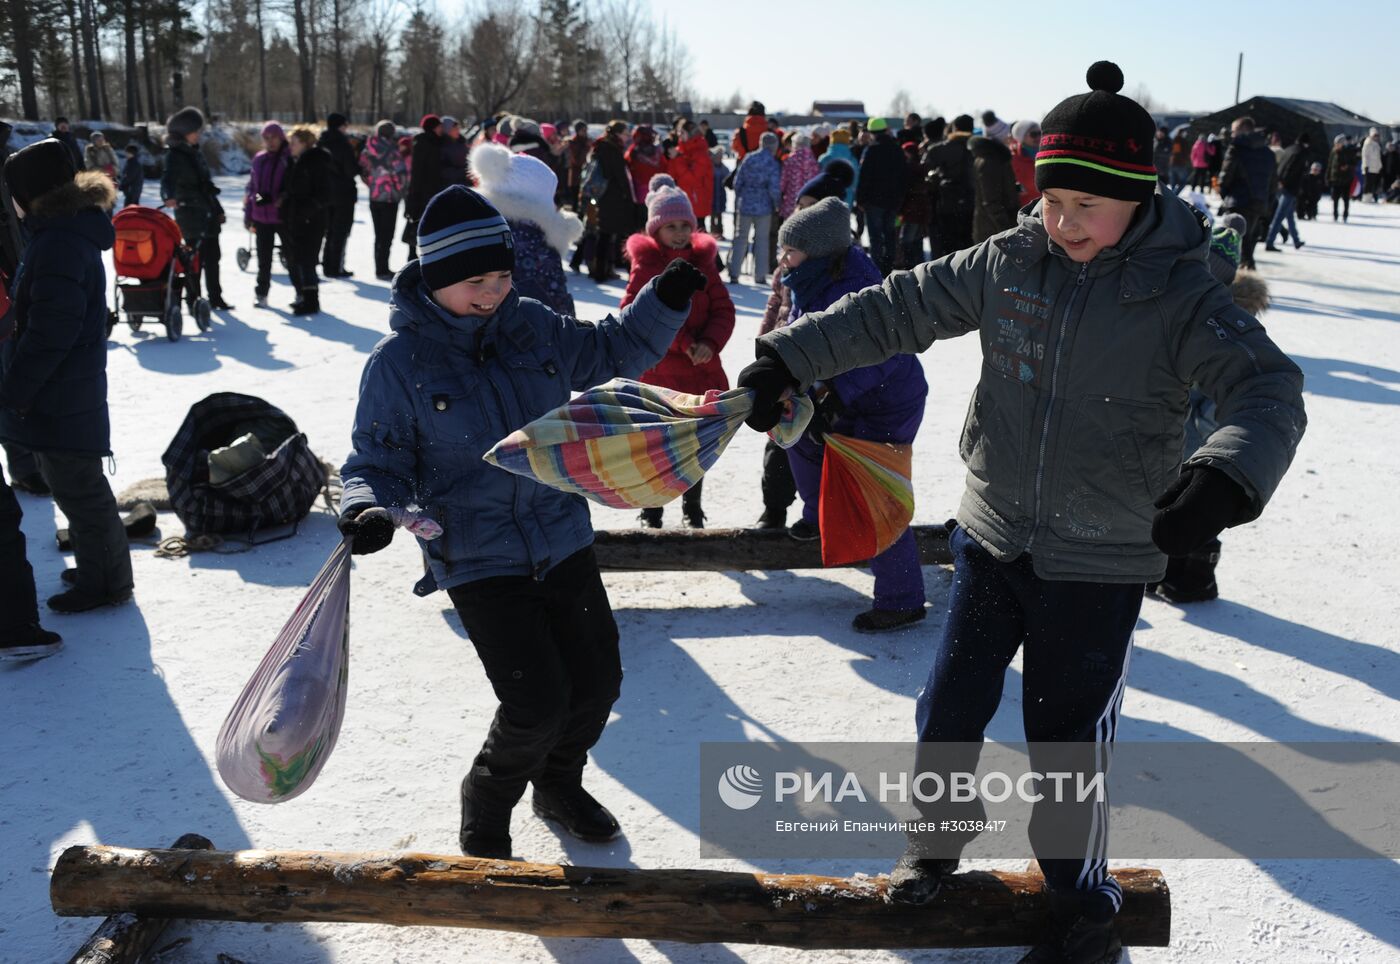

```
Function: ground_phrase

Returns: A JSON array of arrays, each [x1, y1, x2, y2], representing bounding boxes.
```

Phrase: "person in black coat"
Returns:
[[1298, 161, 1324, 220], [0, 139, 132, 615], [854, 120, 909, 275], [318, 112, 359, 278], [281, 128, 334, 315], [404, 115, 445, 260], [1218, 116, 1276, 270], [1265, 132, 1310, 251], [587, 121, 634, 282], [923, 113, 975, 253]]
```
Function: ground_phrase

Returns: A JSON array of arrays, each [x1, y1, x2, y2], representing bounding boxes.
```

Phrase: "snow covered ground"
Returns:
[[3, 178, 1399, 963]]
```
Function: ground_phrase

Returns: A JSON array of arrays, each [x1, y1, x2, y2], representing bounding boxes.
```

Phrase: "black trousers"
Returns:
[[0, 466, 38, 632], [936, 201, 974, 254], [1225, 201, 1266, 269], [321, 200, 355, 273], [1330, 185, 1351, 220], [183, 234, 223, 303], [287, 221, 325, 298], [369, 200, 399, 275], [761, 438, 797, 511], [34, 450, 133, 598], [913, 526, 1144, 917], [253, 223, 288, 298], [447, 547, 622, 812]]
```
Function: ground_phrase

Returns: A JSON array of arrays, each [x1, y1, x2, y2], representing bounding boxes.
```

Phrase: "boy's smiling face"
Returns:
[[432, 270, 513, 317], [1041, 189, 1139, 262]]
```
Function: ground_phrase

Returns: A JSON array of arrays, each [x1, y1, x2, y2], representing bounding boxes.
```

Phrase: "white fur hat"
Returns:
[[468, 141, 582, 255]]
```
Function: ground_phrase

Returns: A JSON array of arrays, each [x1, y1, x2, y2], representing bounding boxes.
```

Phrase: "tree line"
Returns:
[[0, 0, 707, 128]]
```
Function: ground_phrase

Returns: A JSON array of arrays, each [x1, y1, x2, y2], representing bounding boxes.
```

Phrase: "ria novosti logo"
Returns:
[[717, 764, 763, 810]]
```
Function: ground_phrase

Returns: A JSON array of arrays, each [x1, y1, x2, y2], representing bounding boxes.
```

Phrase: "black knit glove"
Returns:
[[737, 352, 799, 432], [655, 259, 707, 310], [1150, 465, 1251, 557], [338, 505, 395, 556]]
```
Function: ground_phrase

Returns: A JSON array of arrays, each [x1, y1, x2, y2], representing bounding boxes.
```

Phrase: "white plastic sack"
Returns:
[[216, 511, 442, 804], [216, 538, 353, 803]]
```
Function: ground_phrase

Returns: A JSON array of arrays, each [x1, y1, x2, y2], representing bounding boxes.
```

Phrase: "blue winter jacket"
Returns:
[[339, 261, 687, 591], [733, 150, 781, 217], [0, 177, 116, 456], [785, 246, 926, 444]]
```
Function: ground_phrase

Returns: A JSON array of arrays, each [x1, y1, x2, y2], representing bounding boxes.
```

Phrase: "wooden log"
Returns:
[[591, 525, 952, 572], [52, 846, 1169, 949], [66, 834, 214, 964]]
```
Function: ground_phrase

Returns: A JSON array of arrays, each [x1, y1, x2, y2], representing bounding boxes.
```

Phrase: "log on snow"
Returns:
[[66, 834, 214, 964], [591, 525, 952, 572], [51, 846, 1169, 949]]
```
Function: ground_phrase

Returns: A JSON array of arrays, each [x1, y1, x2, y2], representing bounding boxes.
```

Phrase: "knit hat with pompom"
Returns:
[[1035, 61, 1158, 202], [644, 173, 696, 237]]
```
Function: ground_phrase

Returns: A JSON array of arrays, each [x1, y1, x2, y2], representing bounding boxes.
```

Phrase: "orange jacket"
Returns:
[[731, 115, 769, 159], [670, 136, 715, 219]]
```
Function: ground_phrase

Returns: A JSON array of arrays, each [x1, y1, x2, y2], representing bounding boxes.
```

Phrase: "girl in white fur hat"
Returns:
[[468, 141, 582, 316]]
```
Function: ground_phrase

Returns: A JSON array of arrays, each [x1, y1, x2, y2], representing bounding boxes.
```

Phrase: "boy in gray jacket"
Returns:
[[739, 62, 1305, 964]]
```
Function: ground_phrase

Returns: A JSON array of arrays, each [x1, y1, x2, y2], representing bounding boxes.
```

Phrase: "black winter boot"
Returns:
[[0, 623, 63, 662], [682, 481, 705, 529], [638, 508, 663, 529], [1017, 892, 1122, 964], [532, 783, 622, 842], [886, 844, 958, 905], [755, 506, 786, 529], [293, 289, 320, 316], [459, 775, 513, 859]]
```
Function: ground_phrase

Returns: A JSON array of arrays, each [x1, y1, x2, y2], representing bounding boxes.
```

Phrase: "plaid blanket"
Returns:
[[484, 379, 813, 509]]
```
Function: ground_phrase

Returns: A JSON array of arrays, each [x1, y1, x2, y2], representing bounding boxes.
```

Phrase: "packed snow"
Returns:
[[2, 175, 1398, 963]]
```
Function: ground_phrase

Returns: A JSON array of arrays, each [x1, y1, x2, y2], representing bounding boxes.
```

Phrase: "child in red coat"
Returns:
[[621, 174, 735, 528]]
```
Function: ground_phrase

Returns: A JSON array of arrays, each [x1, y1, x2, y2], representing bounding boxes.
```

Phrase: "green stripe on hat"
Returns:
[[1035, 156, 1159, 182]]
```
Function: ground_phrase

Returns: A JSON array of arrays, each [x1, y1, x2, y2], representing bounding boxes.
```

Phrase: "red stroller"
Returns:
[[110, 205, 211, 342]]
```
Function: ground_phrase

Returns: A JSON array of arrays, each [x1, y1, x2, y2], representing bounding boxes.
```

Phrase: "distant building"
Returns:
[[811, 101, 866, 119]]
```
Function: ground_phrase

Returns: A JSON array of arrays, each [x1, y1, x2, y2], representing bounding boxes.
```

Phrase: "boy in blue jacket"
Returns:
[[339, 186, 703, 859]]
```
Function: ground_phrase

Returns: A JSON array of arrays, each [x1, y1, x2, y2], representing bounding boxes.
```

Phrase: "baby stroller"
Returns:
[[110, 205, 211, 343]]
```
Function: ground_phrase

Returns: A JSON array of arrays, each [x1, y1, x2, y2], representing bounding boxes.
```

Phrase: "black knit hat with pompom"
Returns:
[[1035, 61, 1158, 202]]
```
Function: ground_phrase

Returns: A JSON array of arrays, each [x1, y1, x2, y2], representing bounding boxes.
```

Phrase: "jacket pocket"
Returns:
[[1049, 395, 1168, 543], [418, 374, 491, 450], [504, 350, 567, 422], [963, 363, 1030, 513]]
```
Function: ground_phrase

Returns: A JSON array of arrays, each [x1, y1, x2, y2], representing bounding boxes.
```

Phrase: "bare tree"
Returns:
[[364, 0, 402, 120], [887, 88, 915, 118], [254, 0, 268, 116], [78, 0, 102, 118], [291, 0, 315, 119], [122, 0, 139, 123], [62, 0, 88, 118], [459, 1, 535, 119], [600, 0, 643, 112], [4, 0, 41, 118]]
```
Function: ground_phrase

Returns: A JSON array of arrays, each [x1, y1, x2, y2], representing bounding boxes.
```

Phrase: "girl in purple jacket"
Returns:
[[244, 122, 290, 307], [777, 197, 928, 633]]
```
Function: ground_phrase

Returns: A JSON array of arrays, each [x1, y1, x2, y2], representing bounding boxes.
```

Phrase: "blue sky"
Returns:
[[438, 0, 1400, 122]]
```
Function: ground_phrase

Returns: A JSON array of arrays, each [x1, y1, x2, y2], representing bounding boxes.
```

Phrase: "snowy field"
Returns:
[[3, 177, 1399, 963]]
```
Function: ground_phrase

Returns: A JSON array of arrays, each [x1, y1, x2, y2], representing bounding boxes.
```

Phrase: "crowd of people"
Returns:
[[0, 62, 1375, 963]]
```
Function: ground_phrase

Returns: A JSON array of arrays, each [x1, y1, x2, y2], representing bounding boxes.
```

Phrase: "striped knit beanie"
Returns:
[[1035, 61, 1157, 203], [417, 185, 514, 289]]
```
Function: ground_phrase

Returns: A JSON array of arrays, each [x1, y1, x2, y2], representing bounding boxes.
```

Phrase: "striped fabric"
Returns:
[[417, 214, 513, 267], [484, 379, 813, 509]]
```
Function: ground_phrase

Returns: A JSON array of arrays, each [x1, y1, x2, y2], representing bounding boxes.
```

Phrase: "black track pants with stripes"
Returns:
[[912, 524, 1143, 917]]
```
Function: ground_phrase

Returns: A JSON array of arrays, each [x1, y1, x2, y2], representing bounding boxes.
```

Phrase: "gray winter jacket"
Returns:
[[758, 192, 1306, 582]]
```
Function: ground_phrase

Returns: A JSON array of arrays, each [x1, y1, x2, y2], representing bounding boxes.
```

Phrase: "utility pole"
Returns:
[[1234, 52, 1243, 105]]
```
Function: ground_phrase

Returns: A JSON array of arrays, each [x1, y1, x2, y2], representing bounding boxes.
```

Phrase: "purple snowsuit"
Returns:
[[244, 148, 289, 226], [784, 245, 928, 611]]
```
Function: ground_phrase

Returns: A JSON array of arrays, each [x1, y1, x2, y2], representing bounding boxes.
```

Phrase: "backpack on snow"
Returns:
[[163, 392, 327, 539]]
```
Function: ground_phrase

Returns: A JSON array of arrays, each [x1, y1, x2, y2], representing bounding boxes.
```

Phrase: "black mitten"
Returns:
[[655, 259, 707, 310], [1150, 465, 1251, 557], [738, 352, 799, 432], [338, 505, 395, 555]]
